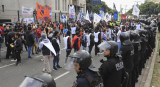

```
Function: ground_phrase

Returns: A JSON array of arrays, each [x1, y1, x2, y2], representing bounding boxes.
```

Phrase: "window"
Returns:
[[55, 0, 57, 10]]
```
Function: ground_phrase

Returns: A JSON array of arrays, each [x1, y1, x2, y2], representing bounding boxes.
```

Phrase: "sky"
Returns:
[[102, 0, 145, 13]]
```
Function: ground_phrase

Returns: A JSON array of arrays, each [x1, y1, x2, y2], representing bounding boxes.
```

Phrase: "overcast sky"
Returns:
[[102, 0, 145, 13]]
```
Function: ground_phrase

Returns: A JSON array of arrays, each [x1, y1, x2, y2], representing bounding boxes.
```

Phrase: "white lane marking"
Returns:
[[35, 55, 43, 58], [0, 63, 15, 69], [54, 71, 70, 80]]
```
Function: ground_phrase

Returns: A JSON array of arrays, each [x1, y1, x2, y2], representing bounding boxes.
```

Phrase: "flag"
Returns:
[[118, 12, 121, 21], [100, 8, 104, 19], [69, 5, 75, 19], [85, 10, 91, 23], [113, 3, 117, 11], [93, 13, 101, 25], [104, 13, 111, 22], [132, 4, 140, 17], [113, 12, 118, 19]]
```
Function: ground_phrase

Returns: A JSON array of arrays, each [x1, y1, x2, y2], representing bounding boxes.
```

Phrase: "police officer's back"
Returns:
[[98, 41, 124, 87]]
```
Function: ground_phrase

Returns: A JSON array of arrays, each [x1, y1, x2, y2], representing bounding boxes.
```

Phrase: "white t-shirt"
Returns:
[[94, 32, 100, 42], [63, 36, 69, 49], [71, 27, 76, 34], [136, 24, 141, 30], [117, 30, 121, 42]]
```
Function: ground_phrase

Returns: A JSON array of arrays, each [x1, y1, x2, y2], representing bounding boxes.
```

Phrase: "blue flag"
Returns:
[[113, 12, 118, 19]]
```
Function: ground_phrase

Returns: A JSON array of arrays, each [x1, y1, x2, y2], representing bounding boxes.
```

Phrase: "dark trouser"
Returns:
[[72, 34, 75, 38], [53, 54, 60, 68], [89, 45, 94, 54], [95, 42, 100, 55], [65, 49, 71, 63], [16, 51, 21, 64], [6, 46, 11, 59], [22, 39, 27, 51]]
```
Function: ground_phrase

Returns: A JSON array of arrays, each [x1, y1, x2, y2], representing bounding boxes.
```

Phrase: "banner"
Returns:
[[113, 12, 118, 19], [118, 12, 121, 21], [36, 3, 52, 21], [69, 5, 75, 19], [93, 13, 101, 25], [20, 18, 34, 25], [92, 0, 101, 5], [121, 15, 127, 20], [22, 6, 33, 16]]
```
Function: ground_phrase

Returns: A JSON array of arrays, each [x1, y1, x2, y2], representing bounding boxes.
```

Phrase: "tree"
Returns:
[[86, 0, 115, 14], [126, 2, 160, 16]]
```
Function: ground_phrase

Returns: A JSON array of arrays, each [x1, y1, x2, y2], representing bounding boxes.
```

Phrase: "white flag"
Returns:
[[104, 13, 111, 22], [41, 40, 56, 56], [85, 10, 91, 23], [93, 13, 101, 25], [132, 5, 140, 17]]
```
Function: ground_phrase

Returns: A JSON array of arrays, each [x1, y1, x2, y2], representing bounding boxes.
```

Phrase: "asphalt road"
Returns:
[[0, 35, 105, 87]]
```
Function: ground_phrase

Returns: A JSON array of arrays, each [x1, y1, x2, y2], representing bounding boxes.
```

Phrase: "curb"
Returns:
[[144, 33, 159, 87]]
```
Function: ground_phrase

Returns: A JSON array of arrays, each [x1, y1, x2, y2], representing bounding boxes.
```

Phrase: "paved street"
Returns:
[[0, 35, 105, 87]]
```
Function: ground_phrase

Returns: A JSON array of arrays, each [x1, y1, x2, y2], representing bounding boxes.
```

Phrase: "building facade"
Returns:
[[0, 0, 86, 23]]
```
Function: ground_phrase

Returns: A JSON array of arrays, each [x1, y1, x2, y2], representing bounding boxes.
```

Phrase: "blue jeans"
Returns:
[[53, 54, 60, 67], [117, 42, 121, 53], [83, 46, 86, 50], [28, 46, 32, 58]]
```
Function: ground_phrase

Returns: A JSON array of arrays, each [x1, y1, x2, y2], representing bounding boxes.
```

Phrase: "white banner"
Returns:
[[20, 18, 34, 25], [93, 13, 101, 25], [69, 5, 75, 19], [22, 6, 33, 16]]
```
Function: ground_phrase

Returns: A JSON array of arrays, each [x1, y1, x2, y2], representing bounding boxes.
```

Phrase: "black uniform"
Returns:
[[120, 33, 134, 87], [99, 56, 124, 87]]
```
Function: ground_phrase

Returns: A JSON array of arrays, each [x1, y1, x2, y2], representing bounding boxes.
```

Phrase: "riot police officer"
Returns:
[[19, 73, 56, 87], [70, 50, 103, 87], [120, 32, 134, 87], [98, 41, 124, 87], [130, 31, 141, 87]]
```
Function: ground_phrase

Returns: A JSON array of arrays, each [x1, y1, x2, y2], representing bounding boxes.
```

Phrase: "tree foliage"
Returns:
[[126, 2, 160, 15], [86, 0, 115, 15]]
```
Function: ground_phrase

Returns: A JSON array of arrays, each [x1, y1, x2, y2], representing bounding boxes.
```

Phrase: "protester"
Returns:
[[14, 33, 22, 66], [52, 31, 61, 70], [63, 31, 72, 64], [26, 25, 34, 58]]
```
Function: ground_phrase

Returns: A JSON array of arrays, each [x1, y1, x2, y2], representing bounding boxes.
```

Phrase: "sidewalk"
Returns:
[[151, 33, 160, 87]]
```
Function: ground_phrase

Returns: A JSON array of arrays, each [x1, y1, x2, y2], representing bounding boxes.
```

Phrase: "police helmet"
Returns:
[[71, 50, 92, 70], [120, 32, 132, 45], [98, 41, 118, 56], [130, 31, 141, 43], [19, 73, 56, 87]]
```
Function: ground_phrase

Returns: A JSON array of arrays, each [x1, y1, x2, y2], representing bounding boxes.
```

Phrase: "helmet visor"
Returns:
[[98, 41, 111, 52], [19, 77, 43, 87]]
